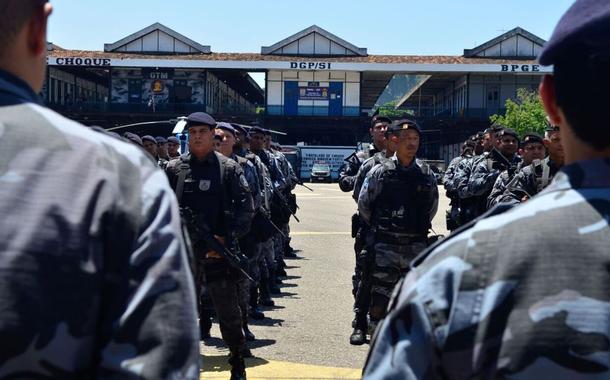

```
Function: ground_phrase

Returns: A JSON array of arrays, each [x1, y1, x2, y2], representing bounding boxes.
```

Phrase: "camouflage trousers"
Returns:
[[260, 238, 275, 279], [197, 259, 246, 350], [369, 241, 427, 321], [273, 230, 285, 268]]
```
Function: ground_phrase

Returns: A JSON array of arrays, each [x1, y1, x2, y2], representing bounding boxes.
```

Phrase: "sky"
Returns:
[[46, 0, 575, 88]]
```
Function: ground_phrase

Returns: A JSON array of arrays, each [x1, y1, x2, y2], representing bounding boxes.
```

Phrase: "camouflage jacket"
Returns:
[[352, 151, 390, 203], [454, 153, 486, 199], [443, 154, 471, 196], [358, 157, 439, 227], [501, 157, 562, 205], [338, 156, 362, 193], [0, 70, 199, 378], [486, 161, 525, 209], [364, 158, 610, 379]]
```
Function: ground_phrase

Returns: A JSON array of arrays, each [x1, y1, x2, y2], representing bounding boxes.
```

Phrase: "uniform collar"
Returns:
[[188, 151, 217, 164], [0, 68, 41, 105], [554, 158, 610, 190]]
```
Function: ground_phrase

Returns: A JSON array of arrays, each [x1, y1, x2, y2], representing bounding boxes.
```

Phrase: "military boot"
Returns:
[[243, 320, 256, 342], [248, 286, 265, 319], [284, 243, 297, 258], [259, 278, 275, 306], [349, 328, 366, 345], [199, 316, 212, 340], [229, 349, 247, 380], [268, 268, 281, 294]]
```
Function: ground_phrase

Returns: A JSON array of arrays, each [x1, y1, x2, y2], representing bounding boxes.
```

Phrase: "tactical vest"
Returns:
[[373, 161, 435, 238]]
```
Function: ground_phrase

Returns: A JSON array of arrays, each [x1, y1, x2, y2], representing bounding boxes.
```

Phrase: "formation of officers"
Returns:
[[112, 116, 300, 380], [443, 122, 564, 231], [339, 115, 439, 346]]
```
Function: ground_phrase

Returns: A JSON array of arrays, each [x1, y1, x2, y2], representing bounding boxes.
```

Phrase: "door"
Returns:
[[486, 84, 500, 116], [329, 82, 343, 116], [284, 81, 298, 116]]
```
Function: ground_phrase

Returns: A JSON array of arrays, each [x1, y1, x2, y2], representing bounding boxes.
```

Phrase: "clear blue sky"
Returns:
[[48, 0, 574, 55]]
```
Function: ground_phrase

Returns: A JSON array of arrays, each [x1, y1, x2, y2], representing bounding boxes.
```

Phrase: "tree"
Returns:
[[490, 88, 548, 137], [376, 100, 414, 118]]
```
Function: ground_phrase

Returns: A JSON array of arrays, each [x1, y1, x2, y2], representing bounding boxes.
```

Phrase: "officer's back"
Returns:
[[0, 2, 199, 378], [363, 1, 610, 378]]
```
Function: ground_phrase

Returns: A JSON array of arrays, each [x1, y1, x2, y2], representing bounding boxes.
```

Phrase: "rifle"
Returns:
[[180, 207, 254, 282], [296, 179, 314, 192], [258, 208, 288, 239], [273, 187, 300, 223]]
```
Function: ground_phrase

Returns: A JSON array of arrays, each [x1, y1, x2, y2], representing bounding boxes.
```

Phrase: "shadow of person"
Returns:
[[200, 354, 269, 373], [279, 282, 298, 288], [248, 338, 276, 349], [249, 317, 284, 327], [202, 336, 227, 349]]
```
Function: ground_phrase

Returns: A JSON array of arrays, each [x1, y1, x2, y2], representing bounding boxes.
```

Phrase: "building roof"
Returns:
[[261, 25, 367, 57], [103, 22, 211, 54], [464, 27, 546, 58], [49, 49, 539, 65]]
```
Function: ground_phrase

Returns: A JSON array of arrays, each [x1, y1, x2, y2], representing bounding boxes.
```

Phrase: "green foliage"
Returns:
[[376, 100, 414, 118], [490, 88, 548, 137]]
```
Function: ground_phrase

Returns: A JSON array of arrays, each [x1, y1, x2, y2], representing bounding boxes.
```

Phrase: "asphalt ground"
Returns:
[[200, 183, 450, 379]]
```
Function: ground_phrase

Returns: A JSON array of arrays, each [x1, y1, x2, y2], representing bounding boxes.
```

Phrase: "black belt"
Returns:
[[374, 232, 427, 245]]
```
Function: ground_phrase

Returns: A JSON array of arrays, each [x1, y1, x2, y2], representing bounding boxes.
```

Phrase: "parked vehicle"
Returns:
[[310, 162, 332, 183]]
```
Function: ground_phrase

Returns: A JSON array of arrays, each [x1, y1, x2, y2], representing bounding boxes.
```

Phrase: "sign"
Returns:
[[54, 57, 111, 66], [142, 68, 174, 80], [500, 64, 541, 72], [299, 86, 328, 100], [290, 62, 332, 70], [299, 147, 356, 180]]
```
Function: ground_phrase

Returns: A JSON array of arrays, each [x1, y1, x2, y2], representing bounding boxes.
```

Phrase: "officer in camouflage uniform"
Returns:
[[487, 132, 545, 208], [166, 112, 254, 380], [453, 127, 498, 224], [443, 137, 477, 231], [364, 2, 610, 377], [167, 135, 182, 159], [500, 125, 564, 205], [358, 119, 438, 338], [349, 124, 397, 345], [217, 122, 261, 342], [467, 128, 521, 215], [0, 1, 199, 377]]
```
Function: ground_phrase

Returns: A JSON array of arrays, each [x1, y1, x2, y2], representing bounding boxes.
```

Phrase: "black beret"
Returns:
[[387, 119, 421, 135], [155, 136, 167, 144], [497, 128, 519, 140], [250, 127, 266, 135], [167, 136, 180, 144], [231, 123, 249, 136], [539, 0, 610, 66], [142, 135, 157, 144], [522, 132, 544, 146], [371, 115, 392, 127], [216, 122, 237, 136], [186, 112, 216, 128]]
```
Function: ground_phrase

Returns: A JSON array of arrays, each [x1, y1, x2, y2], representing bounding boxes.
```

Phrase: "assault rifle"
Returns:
[[273, 187, 300, 223], [296, 179, 314, 192], [180, 207, 253, 282]]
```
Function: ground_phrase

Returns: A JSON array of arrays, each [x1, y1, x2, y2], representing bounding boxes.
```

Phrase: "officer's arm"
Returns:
[[357, 165, 383, 224], [230, 164, 256, 239], [468, 160, 499, 196], [99, 166, 199, 378], [501, 169, 533, 204], [487, 172, 508, 209], [429, 173, 439, 223], [455, 163, 472, 198]]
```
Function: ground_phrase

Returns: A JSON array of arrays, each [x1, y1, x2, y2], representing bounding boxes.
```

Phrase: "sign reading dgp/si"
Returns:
[[290, 62, 332, 70]]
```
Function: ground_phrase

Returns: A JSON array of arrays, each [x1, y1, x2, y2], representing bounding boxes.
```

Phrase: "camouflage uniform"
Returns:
[[364, 159, 610, 379], [0, 70, 199, 378], [501, 157, 562, 205], [358, 157, 438, 324], [467, 149, 521, 217], [338, 154, 363, 192], [443, 153, 472, 230], [487, 162, 523, 209], [453, 153, 487, 224]]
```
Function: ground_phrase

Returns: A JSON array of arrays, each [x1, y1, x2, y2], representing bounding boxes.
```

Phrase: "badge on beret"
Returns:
[[199, 180, 211, 191]]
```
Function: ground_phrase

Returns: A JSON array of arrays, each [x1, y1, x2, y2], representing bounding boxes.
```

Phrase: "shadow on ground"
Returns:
[[201, 355, 269, 373]]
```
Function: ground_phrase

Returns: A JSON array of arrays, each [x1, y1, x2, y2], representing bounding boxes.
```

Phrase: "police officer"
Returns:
[[0, 1, 199, 377], [216, 122, 261, 341], [467, 127, 521, 215], [503, 125, 565, 204], [443, 138, 476, 230], [156, 135, 171, 161], [166, 112, 254, 380], [358, 119, 438, 337], [349, 123, 397, 345], [487, 131, 545, 208], [142, 134, 169, 168], [167, 135, 181, 158], [364, 2, 610, 377]]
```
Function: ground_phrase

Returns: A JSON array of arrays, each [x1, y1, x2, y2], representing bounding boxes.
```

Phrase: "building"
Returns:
[[44, 23, 548, 161]]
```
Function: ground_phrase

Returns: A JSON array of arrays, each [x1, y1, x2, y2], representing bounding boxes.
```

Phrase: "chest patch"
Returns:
[[199, 180, 211, 191]]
